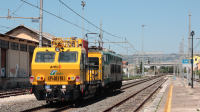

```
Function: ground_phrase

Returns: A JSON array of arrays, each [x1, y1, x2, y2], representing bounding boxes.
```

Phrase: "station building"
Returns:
[[0, 25, 54, 89], [122, 61, 128, 75]]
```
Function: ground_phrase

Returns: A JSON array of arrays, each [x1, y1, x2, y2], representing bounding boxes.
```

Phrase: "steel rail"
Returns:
[[20, 75, 165, 112], [133, 77, 168, 112], [102, 77, 167, 112], [0, 88, 31, 98]]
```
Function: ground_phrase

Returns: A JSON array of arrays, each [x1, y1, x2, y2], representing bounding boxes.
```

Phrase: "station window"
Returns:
[[20, 44, 27, 52], [29, 45, 35, 52], [0, 40, 9, 49], [11, 42, 18, 50]]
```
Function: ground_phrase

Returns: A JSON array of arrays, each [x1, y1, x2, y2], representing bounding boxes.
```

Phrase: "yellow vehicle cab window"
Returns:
[[58, 51, 78, 62], [89, 57, 99, 69], [35, 52, 55, 62]]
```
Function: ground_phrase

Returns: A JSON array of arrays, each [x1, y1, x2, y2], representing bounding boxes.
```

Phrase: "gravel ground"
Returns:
[[0, 94, 46, 112], [0, 77, 158, 112], [66, 77, 164, 112]]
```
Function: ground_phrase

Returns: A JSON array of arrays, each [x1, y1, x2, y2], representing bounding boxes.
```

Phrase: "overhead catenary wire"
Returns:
[[194, 40, 200, 50], [58, 0, 124, 39], [21, 0, 159, 63], [3, 6, 65, 38], [11, 0, 27, 16]]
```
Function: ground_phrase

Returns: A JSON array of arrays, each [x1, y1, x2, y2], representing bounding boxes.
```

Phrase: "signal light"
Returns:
[[68, 77, 70, 80], [41, 77, 43, 80]]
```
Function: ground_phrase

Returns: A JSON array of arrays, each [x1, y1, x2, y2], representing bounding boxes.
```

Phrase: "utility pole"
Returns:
[[100, 19, 102, 48], [142, 25, 146, 76], [188, 11, 191, 85], [39, 0, 43, 47], [182, 37, 184, 81], [173, 54, 175, 76], [81, 1, 85, 39], [0, 0, 43, 47], [154, 61, 155, 75], [178, 46, 182, 77]]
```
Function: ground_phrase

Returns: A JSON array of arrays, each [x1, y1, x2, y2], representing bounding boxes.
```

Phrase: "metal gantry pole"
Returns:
[[0, 1, 42, 47], [173, 55, 175, 76], [142, 25, 145, 76], [100, 19, 102, 48], [39, 0, 43, 47], [182, 37, 184, 81], [81, 1, 85, 39], [188, 11, 191, 86]]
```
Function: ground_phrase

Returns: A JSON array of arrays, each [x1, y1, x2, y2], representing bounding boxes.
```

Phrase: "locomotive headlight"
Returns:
[[62, 85, 66, 89], [55, 47, 60, 52]]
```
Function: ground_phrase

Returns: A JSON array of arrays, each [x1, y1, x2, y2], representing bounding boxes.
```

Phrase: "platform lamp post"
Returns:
[[81, 1, 86, 39], [191, 31, 195, 88]]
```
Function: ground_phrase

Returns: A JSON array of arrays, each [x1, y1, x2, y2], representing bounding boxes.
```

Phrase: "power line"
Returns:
[[194, 40, 200, 50], [21, 0, 92, 33], [1, 7, 64, 37], [21, 0, 158, 62], [59, 0, 124, 39], [0, 25, 13, 29], [11, 0, 27, 16]]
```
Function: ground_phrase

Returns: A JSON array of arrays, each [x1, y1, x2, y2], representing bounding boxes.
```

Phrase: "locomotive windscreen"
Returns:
[[58, 52, 78, 62], [35, 52, 55, 62]]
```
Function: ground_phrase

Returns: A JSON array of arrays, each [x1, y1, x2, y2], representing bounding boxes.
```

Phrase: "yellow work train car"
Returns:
[[30, 37, 122, 103], [30, 37, 88, 103]]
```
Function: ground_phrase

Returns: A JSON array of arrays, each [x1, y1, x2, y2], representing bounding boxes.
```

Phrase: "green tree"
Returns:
[[140, 62, 142, 73], [139, 62, 148, 73]]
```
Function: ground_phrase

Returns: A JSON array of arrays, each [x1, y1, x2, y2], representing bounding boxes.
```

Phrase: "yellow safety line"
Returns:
[[164, 85, 173, 112]]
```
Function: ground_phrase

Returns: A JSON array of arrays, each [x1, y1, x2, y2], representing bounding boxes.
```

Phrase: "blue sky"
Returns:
[[1, 0, 200, 54]]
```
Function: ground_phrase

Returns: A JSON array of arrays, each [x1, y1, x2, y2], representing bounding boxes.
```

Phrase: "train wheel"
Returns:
[[113, 85, 116, 92]]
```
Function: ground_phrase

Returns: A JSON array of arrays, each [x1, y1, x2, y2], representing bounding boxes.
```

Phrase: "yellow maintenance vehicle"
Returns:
[[30, 37, 122, 103]]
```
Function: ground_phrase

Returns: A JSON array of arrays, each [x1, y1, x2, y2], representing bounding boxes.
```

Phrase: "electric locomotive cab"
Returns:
[[30, 37, 88, 102]]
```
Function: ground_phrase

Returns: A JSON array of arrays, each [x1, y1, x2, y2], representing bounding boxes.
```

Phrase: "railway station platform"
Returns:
[[146, 75, 200, 112]]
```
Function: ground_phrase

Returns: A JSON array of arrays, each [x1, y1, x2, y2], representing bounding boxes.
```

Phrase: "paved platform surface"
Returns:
[[147, 75, 200, 112]]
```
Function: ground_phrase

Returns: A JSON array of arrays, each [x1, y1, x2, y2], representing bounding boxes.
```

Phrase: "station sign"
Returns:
[[182, 59, 189, 64], [32, 19, 39, 22]]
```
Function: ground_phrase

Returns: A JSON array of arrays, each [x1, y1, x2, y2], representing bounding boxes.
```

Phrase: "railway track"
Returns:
[[20, 75, 166, 112], [0, 88, 31, 98], [102, 76, 167, 112]]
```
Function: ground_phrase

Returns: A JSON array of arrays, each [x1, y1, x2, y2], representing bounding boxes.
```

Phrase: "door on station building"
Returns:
[[1, 48, 6, 78], [28, 45, 35, 77], [29, 52, 33, 77]]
